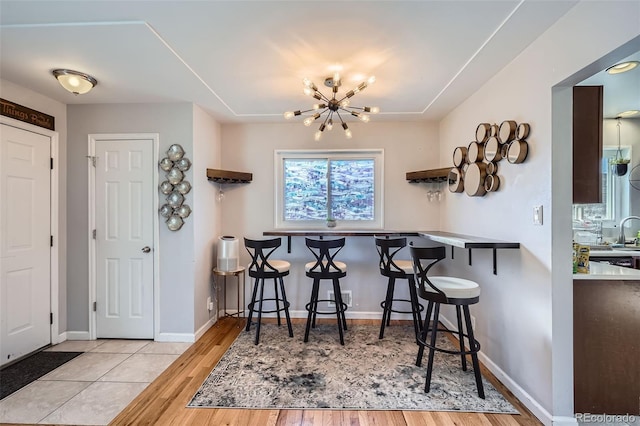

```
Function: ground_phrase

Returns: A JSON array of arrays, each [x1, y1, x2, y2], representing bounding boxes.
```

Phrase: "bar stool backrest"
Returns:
[[244, 237, 284, 279], [410, 246, 448, 304], [305, 237, 346, 278], [375, 236, 408, 278]]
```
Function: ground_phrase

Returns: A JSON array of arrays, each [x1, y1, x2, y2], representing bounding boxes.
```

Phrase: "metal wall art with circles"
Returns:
[[448, 120, 530, 197], [158, 144, 192, 231]]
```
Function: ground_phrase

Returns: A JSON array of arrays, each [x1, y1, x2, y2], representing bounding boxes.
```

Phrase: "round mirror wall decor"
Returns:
[[448, 120, 530, 197], [158, 144, 192, 231]]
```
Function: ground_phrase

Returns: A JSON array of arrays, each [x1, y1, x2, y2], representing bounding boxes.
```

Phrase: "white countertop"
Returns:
[[574, 261, 640, 280], [589, 249, 640, 257]]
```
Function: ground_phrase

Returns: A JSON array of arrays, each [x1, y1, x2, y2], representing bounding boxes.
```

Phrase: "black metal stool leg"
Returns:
[[408, 276, 422, 343], [379, 278, 394, 339], [273, 278, 281, 326], [332, 278, 345, 345], [304, 279, 319, 342], [456, 305, 467, 371], [416, 300, 433, 367], [245, 277, 259, 332], [464, 305, 485, 399], [254, 279, 266, 345], [278, 276, 293, 337], [424, 303, 440, 393], [386, 278, 396, 326]]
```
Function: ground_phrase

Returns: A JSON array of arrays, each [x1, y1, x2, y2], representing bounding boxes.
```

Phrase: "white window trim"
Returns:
[[603, 146, 631, 222], [274, 149, 384, 229]]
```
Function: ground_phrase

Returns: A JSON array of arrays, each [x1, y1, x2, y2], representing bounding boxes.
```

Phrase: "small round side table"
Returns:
[[212, 266, 246, 324]]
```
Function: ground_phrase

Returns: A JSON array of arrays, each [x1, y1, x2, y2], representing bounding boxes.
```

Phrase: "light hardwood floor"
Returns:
[[111, 317, 542, 426]]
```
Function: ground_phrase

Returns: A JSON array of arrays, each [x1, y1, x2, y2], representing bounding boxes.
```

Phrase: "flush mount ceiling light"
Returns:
[[617, 110, 640, 118], [284, 72, 379, 141], [52, 69, 98, 95], [605, 60, 639, 75]]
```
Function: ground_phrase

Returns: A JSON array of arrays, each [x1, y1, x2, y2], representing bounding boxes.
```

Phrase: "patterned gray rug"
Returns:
[[188, 323, 518, 413]]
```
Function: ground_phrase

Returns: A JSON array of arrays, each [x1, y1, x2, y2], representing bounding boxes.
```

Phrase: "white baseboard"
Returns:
[[156, 332, 195, 343], [195, 318, 216, 341], [551, 416, 578, 426], [55, 331, 67, 344], [438, 316, 553, 426], [65, 331, 90, 340]]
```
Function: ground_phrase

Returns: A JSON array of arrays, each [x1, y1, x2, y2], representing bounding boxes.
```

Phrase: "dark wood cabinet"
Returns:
[[573, 85, 603, 203], [574, 279, 640, 414]]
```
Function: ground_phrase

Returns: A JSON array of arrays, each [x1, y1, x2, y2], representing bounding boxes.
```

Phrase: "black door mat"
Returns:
[[0, 351, 83, 400]]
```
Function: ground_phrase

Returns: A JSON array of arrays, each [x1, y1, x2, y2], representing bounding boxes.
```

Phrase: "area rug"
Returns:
[[0, 351, 83, 400], [188, 324, 518, 413]]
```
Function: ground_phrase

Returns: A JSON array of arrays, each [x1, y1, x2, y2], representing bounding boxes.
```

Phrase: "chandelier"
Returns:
[[284, 73, 379, 140]]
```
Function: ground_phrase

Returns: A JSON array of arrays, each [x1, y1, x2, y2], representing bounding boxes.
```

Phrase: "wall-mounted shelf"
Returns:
[[406, 167, 451, 183], [206, 168, 252, 184]]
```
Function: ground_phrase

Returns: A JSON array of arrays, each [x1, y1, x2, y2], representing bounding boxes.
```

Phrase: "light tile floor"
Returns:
[[0, 339, 192, 425]]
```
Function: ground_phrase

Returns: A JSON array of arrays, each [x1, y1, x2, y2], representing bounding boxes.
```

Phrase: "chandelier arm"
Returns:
[[335, 110, 346, 125]]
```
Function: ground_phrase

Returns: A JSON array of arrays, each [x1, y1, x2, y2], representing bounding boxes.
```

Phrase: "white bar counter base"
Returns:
[[573, 262, 640, 280]]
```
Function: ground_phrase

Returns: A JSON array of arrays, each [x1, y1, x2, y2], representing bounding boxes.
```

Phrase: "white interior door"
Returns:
[[95, 138, 154, 338], [0, 123, 51, 366]]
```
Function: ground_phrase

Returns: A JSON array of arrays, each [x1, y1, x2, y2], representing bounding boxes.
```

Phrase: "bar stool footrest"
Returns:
[[380, 298, 425, 315], [417, 327, 481, 356], [305, 299, 348, 316]]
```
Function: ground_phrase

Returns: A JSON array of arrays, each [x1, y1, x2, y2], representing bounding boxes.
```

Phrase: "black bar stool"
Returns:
[[410, 245, 485, 399], [244, 237, 293, 345], [304, 237, 348, 345], [374, 236, 423, 341]]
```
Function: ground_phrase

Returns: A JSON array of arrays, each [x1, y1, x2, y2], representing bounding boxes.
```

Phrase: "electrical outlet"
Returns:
[[207, 296, 212, 311]]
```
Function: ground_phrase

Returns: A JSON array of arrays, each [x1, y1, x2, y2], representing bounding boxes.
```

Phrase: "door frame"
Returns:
[[87, 133, 160, 340], [0, 115, 60, 346]]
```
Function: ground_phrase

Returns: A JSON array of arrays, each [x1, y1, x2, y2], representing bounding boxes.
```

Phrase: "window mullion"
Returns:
[[327, 158, 332, 218]]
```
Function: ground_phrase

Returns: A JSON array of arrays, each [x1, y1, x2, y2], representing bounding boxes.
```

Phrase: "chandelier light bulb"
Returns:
[[304, 117, 314, 126], [327, 119, 333, 131], [303, 77, 313, 87], [345, 129, 353, 139], [314, 130, 323, 141], [340, 99, 350, 108], [367, 75, 376, 85], [333, 72, 341, 85], [303, 86, 314, 96], [369, 106, 380, 114], [359, 114, 370, 123], [284, 111, 295, 119]]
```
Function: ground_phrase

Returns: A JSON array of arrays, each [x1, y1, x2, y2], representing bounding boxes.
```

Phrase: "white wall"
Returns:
[[220, 121, 440, 317], [0, 79, 68, 333], [67, 103, 197, 337], [192, 104, 222, 334], [437, 2, 639, 425]]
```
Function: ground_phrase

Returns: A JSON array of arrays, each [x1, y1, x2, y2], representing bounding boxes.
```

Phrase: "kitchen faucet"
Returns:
[[617, 216, 640, 244]]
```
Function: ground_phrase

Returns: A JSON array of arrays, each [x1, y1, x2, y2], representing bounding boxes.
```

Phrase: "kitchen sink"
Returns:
[[616, 246, 640, 252]]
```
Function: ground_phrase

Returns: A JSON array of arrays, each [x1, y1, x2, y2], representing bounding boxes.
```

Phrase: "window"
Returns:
[[602, 146, 631, 221], [275, 149, 384, 229]]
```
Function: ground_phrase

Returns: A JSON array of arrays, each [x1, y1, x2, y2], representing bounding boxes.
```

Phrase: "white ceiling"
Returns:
[[0, 1, 583, 123]]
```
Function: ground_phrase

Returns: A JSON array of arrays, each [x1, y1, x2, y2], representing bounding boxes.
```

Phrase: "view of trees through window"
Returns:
[[284, 158, 375, 221]]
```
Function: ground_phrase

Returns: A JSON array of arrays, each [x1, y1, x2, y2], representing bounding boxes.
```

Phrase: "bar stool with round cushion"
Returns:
[[244, 237, 293, 345], [375, 236, 423, 341], [410, 245, 485, 398], [304, 237, 348, 345]]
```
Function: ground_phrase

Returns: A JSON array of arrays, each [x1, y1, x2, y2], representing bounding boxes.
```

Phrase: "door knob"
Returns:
[[142, 246, 151, 253]]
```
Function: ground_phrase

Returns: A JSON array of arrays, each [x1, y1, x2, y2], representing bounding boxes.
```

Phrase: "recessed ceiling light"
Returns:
[[606, 61, 639, 75], [617, 110, 640, 118]]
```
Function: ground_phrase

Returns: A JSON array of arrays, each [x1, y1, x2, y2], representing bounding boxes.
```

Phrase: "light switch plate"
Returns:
[[533, 205, 543, 225]]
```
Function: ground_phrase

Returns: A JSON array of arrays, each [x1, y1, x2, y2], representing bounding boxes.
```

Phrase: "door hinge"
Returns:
[[93, 301, 97, 312], [50, 158, 54, 170], [50, 235, 53, 247], [50, 312, 53, 325], [92, 229, 96, 240], [86, 155, 96, 167]]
